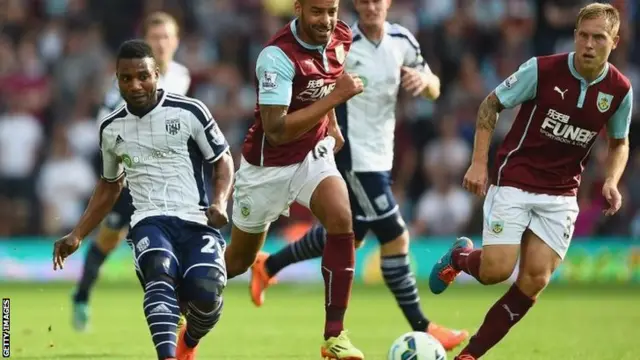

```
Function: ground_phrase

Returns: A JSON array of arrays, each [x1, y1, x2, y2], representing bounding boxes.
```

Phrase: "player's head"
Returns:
[[353, 0, 391, 28], [142, 12, 180, 69], [574, 3, 620, 71], [116, 40, 159, 109], [295, 0, 339, 44]]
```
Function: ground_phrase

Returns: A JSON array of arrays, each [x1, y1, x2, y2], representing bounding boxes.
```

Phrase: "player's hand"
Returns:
[[602, 181, 622, 216], [462, 162, 488, 196], [328, 122, 344, 153], [207, 203, 229, 228], [333, 73, 364, 102], [401, 66, 429, 97], [53, 233, 82, 270]]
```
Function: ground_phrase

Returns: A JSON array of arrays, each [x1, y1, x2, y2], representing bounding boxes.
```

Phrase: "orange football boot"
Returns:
[[176, 326, 197, 360], [427, 323, 469, 351], [250, 252, 277, 307]]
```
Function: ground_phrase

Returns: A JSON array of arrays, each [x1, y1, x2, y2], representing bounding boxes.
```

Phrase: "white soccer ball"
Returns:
[[387, 331, 447, 360]]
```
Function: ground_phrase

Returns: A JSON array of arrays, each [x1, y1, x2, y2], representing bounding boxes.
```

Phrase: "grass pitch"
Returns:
[[4, 282, 638, 359]]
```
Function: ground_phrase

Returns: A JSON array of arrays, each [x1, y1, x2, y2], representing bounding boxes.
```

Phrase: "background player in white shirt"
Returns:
[[250, 0, 468, 350], [53, 40, 233, 360], [72, 12, 191, 332]]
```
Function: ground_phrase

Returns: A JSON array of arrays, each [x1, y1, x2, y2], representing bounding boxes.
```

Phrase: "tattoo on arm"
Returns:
[[477, 92, 504, 131], [260, 105, 288, 143]]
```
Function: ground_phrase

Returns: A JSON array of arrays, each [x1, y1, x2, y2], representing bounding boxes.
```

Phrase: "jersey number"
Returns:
[[201, 235, 219, 254], [400, 335, 417, 360]]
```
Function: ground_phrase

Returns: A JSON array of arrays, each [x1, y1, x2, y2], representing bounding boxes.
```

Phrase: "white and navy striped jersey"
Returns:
[[97, 61, 191, 121], [335, 22, 430, 172], [99, 91, 229, 227]]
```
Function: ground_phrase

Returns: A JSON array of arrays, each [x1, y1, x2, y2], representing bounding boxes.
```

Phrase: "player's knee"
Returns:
[[183, 266, 226, 298], [138, 252, 178, 285], [379, 231, 409, 256], [225, 253, 254, 278], [323, 207, 352, 234], [516, 272, 550, 298]]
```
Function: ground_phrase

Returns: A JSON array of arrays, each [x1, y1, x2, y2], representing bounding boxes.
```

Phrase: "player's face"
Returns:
[[574, 16, 619, 71], [354, 0, 391, 28], [145, 23, 179, 67], [295, 0, 339, 44], [117, 57, 159, 108]]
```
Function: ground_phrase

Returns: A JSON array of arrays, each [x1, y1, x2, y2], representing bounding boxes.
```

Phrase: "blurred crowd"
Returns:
[[1, 0, 639, 240]]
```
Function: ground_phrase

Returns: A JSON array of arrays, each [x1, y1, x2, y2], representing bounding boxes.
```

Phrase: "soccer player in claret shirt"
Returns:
[[429, 3, 633, 359], [250, 0, 468, 351], [223, 0, 365, 358], [53, 40, 234, 360]]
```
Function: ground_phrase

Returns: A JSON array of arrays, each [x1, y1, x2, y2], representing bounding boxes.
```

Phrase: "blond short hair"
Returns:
[[576, 3, 620, 37], [142, 12, 179, 36]]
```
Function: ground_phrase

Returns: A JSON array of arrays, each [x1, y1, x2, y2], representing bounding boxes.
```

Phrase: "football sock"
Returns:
[[457, 284, 534, 358], [73, 242, 108, 303], [381, 254, 429, 331], [453, 249, 483, 284], [264, 224, 326, 277], [183, 299, 224, 348], [322, 232, 355, 340], [143, 280, 181, 360]]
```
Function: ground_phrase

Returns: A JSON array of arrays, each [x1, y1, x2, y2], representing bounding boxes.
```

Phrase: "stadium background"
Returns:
[[1, 1, 639, 359]]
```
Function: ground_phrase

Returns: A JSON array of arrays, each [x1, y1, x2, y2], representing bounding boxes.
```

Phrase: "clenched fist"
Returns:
[[333, 73, 364, 102]]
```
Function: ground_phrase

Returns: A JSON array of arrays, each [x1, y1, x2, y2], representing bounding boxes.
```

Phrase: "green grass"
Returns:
[[3, 282, 639, 359]]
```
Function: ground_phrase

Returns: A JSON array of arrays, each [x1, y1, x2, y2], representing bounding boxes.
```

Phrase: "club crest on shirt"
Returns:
[[335, 43, 345, 64], [596, 91, 613, 113], [165, 118, 181, 135]]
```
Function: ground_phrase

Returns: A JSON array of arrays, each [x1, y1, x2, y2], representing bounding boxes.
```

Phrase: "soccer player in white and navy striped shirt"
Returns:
[[72, 12, 192, 333], [53, 40, 234, 360], [251, 0, 469, 350]]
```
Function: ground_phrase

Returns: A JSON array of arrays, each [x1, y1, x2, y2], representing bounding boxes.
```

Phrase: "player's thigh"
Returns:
[[225, 224, 268, 277], [294, 137, 352, 232], [528, 194, 579, 261], [128, 217, 180, 284], [481, 186, 531, 277], [231, 156, 294, 234], [178, 224, 227, 304], [517, 229, 563, 297]]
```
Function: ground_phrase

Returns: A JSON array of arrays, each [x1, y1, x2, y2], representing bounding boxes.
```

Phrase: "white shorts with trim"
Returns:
[[232, 137, 341, 233], [482, 185, 579, 259]]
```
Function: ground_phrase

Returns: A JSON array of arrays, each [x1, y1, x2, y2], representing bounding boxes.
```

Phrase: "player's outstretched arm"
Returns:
[[53, 177, 124, 270]]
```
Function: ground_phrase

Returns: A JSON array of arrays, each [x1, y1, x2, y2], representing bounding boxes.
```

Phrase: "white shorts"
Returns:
[[482, 185, 579, 259], [232, 137, 341, 233]]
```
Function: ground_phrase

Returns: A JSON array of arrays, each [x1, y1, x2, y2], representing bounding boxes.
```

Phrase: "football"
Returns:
[[387, 331, 447, 360]]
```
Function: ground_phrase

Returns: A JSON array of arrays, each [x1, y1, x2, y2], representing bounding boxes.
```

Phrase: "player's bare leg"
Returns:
[[380, 231, 468, 350], [310, 176, 363, 359], [225, 225, 268, 279], [453, 230, 559, 359], [71, 223, 126, 331]]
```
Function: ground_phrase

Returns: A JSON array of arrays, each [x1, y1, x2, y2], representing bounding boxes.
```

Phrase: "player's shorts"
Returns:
[[126, 215, 227, 295], [482, 185, 579, 259], [103, 187, 134, 230], [232, 136, 341, 234], [341, 170, 405, 243]]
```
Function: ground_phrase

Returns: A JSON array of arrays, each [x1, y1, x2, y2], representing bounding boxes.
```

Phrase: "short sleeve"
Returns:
[[401, 30, 429, 72], [607, 86, 633, 139], [99, 125, 124, 182], [188, 101, 230, 163], [256, 46, 295, 106], [495, 57, 538, 109]]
